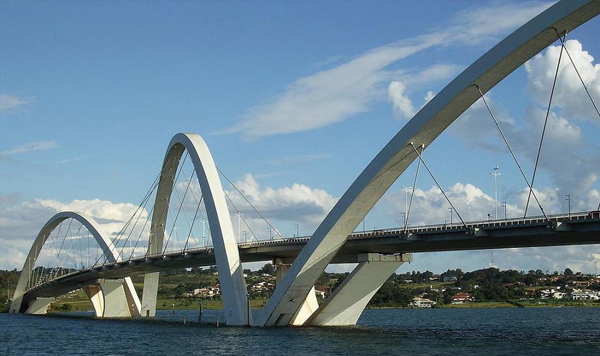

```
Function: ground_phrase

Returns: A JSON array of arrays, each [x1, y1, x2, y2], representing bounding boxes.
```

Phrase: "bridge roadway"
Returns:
[[22, 212, 600, 306]]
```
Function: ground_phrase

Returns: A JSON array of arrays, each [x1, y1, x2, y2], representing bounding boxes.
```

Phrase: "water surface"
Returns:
[[1, 308, 598, 355]]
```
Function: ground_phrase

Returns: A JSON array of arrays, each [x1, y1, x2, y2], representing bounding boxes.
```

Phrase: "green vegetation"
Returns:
[[1, 265, 599, 313]]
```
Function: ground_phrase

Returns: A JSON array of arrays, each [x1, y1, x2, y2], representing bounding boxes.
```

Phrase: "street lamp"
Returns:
[[448, 207, 453, 226], [565, 194, 571, 219], [490, 166, 501, 220], [268, 227, 272, 241], [501, 202, 507, 220], [401, 186, 413, 227]]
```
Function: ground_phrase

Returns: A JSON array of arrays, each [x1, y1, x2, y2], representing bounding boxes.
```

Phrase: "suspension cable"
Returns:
[[553, 28, 600, 120], [525, 31, 565, 217], [474, 85, 548, 219], [404, 144, 423, 234], [409, 143, 467, 228], [216, 167, 284, 239]]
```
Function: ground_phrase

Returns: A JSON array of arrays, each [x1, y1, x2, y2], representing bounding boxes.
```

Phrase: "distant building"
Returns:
[[314, 289, 327, 298], [451, 292, 474, 304], [570, 290, 599, 301], [443, 276, 457, 282], [410, 297, 436, 308]]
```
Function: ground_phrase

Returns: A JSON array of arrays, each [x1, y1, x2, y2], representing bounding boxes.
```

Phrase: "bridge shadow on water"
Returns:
[[2, 308, 599, 355]]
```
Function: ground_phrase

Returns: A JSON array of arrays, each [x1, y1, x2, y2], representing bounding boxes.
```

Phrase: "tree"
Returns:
[[258, 263, 276, 276], [564, 268, 574, 277]]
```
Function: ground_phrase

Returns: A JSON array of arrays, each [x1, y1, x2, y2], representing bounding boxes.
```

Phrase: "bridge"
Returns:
[[9, 0, 600, 326]]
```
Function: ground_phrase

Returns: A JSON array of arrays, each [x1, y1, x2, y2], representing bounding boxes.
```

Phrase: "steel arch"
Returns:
[[141, 133, 249, 325], [10, 211, 124, 314], [258, 0, 600, 326]]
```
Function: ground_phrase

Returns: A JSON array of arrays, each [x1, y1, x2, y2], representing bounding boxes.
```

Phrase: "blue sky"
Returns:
[[1, 1, 600, 274]]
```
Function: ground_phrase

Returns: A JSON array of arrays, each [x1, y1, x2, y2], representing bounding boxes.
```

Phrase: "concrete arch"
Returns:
[[141, 133, 249, 325], [258, 0, 600, 326], [9, 211, 135, 314]]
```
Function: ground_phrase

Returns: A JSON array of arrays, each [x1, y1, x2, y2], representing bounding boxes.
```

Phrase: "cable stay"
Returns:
[[524, 31, 566, 217], [474, 85, 548, 220], [144, 151, 189, 258], [162, 167, 196, 256], [553, 28, 600, 121], [409, 143, 468, 228], [404, 144, 423, 234], [216, 167, 284, 240], [222, 188, 259, 244], [183, 194, 204, 252], [117, 174, 160, 260]]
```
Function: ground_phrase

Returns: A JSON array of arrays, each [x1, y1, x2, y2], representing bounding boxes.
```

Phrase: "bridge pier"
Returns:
[[274, 259, 319, 326], [305, 253, 412, 326], [84, 277, 141, 318], [24, 297, 55, 315]]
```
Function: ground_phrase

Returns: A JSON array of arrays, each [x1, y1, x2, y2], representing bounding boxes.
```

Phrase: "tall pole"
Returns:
[[502, 202, 507, 220], [448, 207, 453, 226], [268, 227, 272, 241], [237, 210, 241, 243], [490, 166, 501, 219], [401, 186, 412, 227], [565, 194, 571, 219], [202, 217, 206, 247], [295, 224, 299, 237]]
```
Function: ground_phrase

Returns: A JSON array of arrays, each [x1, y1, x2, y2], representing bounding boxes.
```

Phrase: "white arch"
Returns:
[[10, 211, 125, 314], [141, 133, 249, 325], [257, 0, 600, 326]]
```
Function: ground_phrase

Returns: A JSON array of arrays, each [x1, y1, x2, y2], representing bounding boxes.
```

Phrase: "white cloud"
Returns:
[[388, 81, 415, 119], [0, 195, 145, 269], [0, 94, 32, 113], [451, 41, 600, 197], [0, 141, 58, 157], [225, 174, 338, 229], [223, 2, 550, 139], [525, 39, 600, 123]]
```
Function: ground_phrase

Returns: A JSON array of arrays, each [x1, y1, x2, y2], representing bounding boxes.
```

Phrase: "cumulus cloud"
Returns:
[[0, 195, 145, 269], [388, 81, 415, 119], [449, 38, 600, 205], [0, 141, 58, 157], [0, 94, 32, 113], [380, 181, 599, 273], [223, 2, 550, 139], [225, 174, 337, 228], [384, 182, 522, 225], [525, 39, 600, 123]]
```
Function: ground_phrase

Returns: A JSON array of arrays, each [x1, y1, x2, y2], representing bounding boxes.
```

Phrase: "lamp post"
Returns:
[[490, 166, 501, 219], [501, 202, 507, 220], [565, 194, 571, 219], [401, 186, 412, 227], [268, 227, 272, 241], [448, 207, 453, 226]]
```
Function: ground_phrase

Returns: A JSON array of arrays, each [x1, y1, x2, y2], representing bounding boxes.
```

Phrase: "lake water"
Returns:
[[1, 308, 599, 355]]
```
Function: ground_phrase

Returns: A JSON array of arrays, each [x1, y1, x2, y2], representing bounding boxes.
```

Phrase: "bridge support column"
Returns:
[[274, 259, 319, 326], [24, 297, 54, 315], [84, 278, 141, 318], [305, 253, 412, 326]]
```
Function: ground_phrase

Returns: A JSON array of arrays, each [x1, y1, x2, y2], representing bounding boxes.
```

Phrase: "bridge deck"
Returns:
[[22, 212, 600, 305]]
